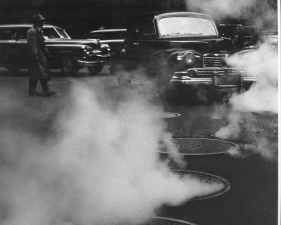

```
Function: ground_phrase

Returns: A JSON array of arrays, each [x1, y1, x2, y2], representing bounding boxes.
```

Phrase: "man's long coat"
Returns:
[[27, 25, 50, 80]]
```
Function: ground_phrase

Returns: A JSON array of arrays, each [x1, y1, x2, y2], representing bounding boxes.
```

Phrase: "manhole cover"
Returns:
[[159, 112, 181, 119], [142, 217, 197, 225], [174, 170, 230, 201], [160, 138, 239, 155]]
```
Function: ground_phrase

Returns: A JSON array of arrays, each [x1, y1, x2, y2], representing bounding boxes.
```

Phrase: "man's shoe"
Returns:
[[29, 91, 42, 96], [42, 91, 57, 97]]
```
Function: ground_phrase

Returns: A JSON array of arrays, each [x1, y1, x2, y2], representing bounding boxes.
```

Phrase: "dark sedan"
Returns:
[[89, 28, 126, 54], [0, 24, 110, 75], [110, 11, 254, 96]]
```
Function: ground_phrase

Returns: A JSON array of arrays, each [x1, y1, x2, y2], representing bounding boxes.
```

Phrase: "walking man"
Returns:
[[27, 14, 56, 97]]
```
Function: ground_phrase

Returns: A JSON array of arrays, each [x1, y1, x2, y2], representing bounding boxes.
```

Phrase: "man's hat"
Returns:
[[32, 14, 46, 22]]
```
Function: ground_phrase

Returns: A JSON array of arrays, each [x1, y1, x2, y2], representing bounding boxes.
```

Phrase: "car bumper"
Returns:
[[77, 54, 110, 68], [170, 68, 256, 88]]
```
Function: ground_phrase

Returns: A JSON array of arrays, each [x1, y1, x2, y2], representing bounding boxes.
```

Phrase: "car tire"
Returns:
[[87, 66, 103, 75], [61, 56, 79, 76]]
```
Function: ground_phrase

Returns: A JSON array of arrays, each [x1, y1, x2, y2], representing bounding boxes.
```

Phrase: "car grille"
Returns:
[[197, 69, 225, 76], [203, 54, 224, 67], [196, 68, 241, 77], [228, 69, 242, 76]]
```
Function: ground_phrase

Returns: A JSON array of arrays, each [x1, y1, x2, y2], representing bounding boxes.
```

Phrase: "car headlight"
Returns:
[[184, 52, 196, 65], [101, 44, 111, 52], [82, 45, 93, 51]]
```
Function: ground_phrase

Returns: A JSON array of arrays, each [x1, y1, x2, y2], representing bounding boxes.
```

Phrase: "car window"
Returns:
[[218, 26, 236, 38], [158, 17, 217, 37], [236, 27, 257, 36], [0, 28, 17, 40], [126, 21, 140, 40], [90, 34, 105, 39], [41, 27, 70, 39], [56, 28, 71, 39], [138, 20, 155, 40], [18, 28, 29, 39], [110, 31, 126, 39], [42, 28, 61, 39]]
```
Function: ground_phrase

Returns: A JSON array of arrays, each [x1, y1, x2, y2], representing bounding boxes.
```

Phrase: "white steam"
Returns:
[[184, 0, 256, 19], [0, 81, 224, 225], [184, 0, 278, 29], [227, 43, 278, 113], [214, 43, 278, 160]]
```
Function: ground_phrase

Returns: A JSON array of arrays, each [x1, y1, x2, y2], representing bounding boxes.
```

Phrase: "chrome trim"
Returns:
[[242, 76, 256, 83], [203, 53, 224, 68], [171, 67, 254, 87], [77, 60, 108, 67]]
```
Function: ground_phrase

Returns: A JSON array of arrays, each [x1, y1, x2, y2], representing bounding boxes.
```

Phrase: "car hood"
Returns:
[[160, 36, 233, 53], [45, 38, 100, 49]]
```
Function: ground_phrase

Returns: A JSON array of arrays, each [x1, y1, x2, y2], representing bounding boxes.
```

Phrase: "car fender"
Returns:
[[150, 49, 201, 66]]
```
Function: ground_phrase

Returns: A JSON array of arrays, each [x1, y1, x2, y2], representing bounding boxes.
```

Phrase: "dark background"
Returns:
[[0, 0, 278, 38]]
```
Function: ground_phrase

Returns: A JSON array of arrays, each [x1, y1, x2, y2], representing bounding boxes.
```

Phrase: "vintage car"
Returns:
[[255, 30, 278, 51], [218, 23, 258, 50], [89, 28, 126, 54], [110, 11, 254, 95], [0, 24, 110, 75]]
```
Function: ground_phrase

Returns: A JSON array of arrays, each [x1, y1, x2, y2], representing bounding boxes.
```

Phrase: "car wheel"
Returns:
[[87, 66, 103, 75], [6, 66, 21, 74], [61, 56, 79, 76]]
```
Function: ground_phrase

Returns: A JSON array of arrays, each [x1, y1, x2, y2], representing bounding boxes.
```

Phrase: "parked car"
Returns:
[[0, 24, 110, 75], [218, 23, 258, 50], [229, 29, 277, 91], [255, 30, 278, 51], [110, 11, 254, 95], [89, 29, 126, 54], [232, 30, 278, 56]]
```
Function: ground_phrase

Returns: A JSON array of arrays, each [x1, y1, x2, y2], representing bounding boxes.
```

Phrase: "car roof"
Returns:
[[133, 11, 214, 20], [0, 24, 62, 29], [90, 29, 126, 34]]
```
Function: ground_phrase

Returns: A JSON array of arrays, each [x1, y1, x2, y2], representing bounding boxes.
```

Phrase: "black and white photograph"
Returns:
[[0, 1, 279, 225]]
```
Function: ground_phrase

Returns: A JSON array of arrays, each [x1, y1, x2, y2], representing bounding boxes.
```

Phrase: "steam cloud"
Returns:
[[227, 44, 278, 113], [184, 0, 278, 29], [214, 43, 278, 160], [192, 0, 279, 161], [0, 81, 224, 225], [185, 0, 255, 19]]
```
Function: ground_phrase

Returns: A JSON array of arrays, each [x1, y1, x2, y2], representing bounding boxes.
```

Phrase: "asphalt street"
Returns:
[[0, 66, 278, 225]]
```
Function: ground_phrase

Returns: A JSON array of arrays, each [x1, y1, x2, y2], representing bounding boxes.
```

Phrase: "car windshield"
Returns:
[[158, 17, 217, 37], [42, 27, 70, 39]]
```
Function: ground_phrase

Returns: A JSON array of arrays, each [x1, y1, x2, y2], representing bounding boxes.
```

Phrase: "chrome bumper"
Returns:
[[171, 68, 256, 88], [77, 54, 110, 68]]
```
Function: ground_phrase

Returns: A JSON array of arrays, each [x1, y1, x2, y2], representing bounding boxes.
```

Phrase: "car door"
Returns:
[[15, 27, 29, 67], [0, 27, 17, 66], [135, 19, 158, 70], [122, 20, 141, 71], [123, 19, 157, 73]]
